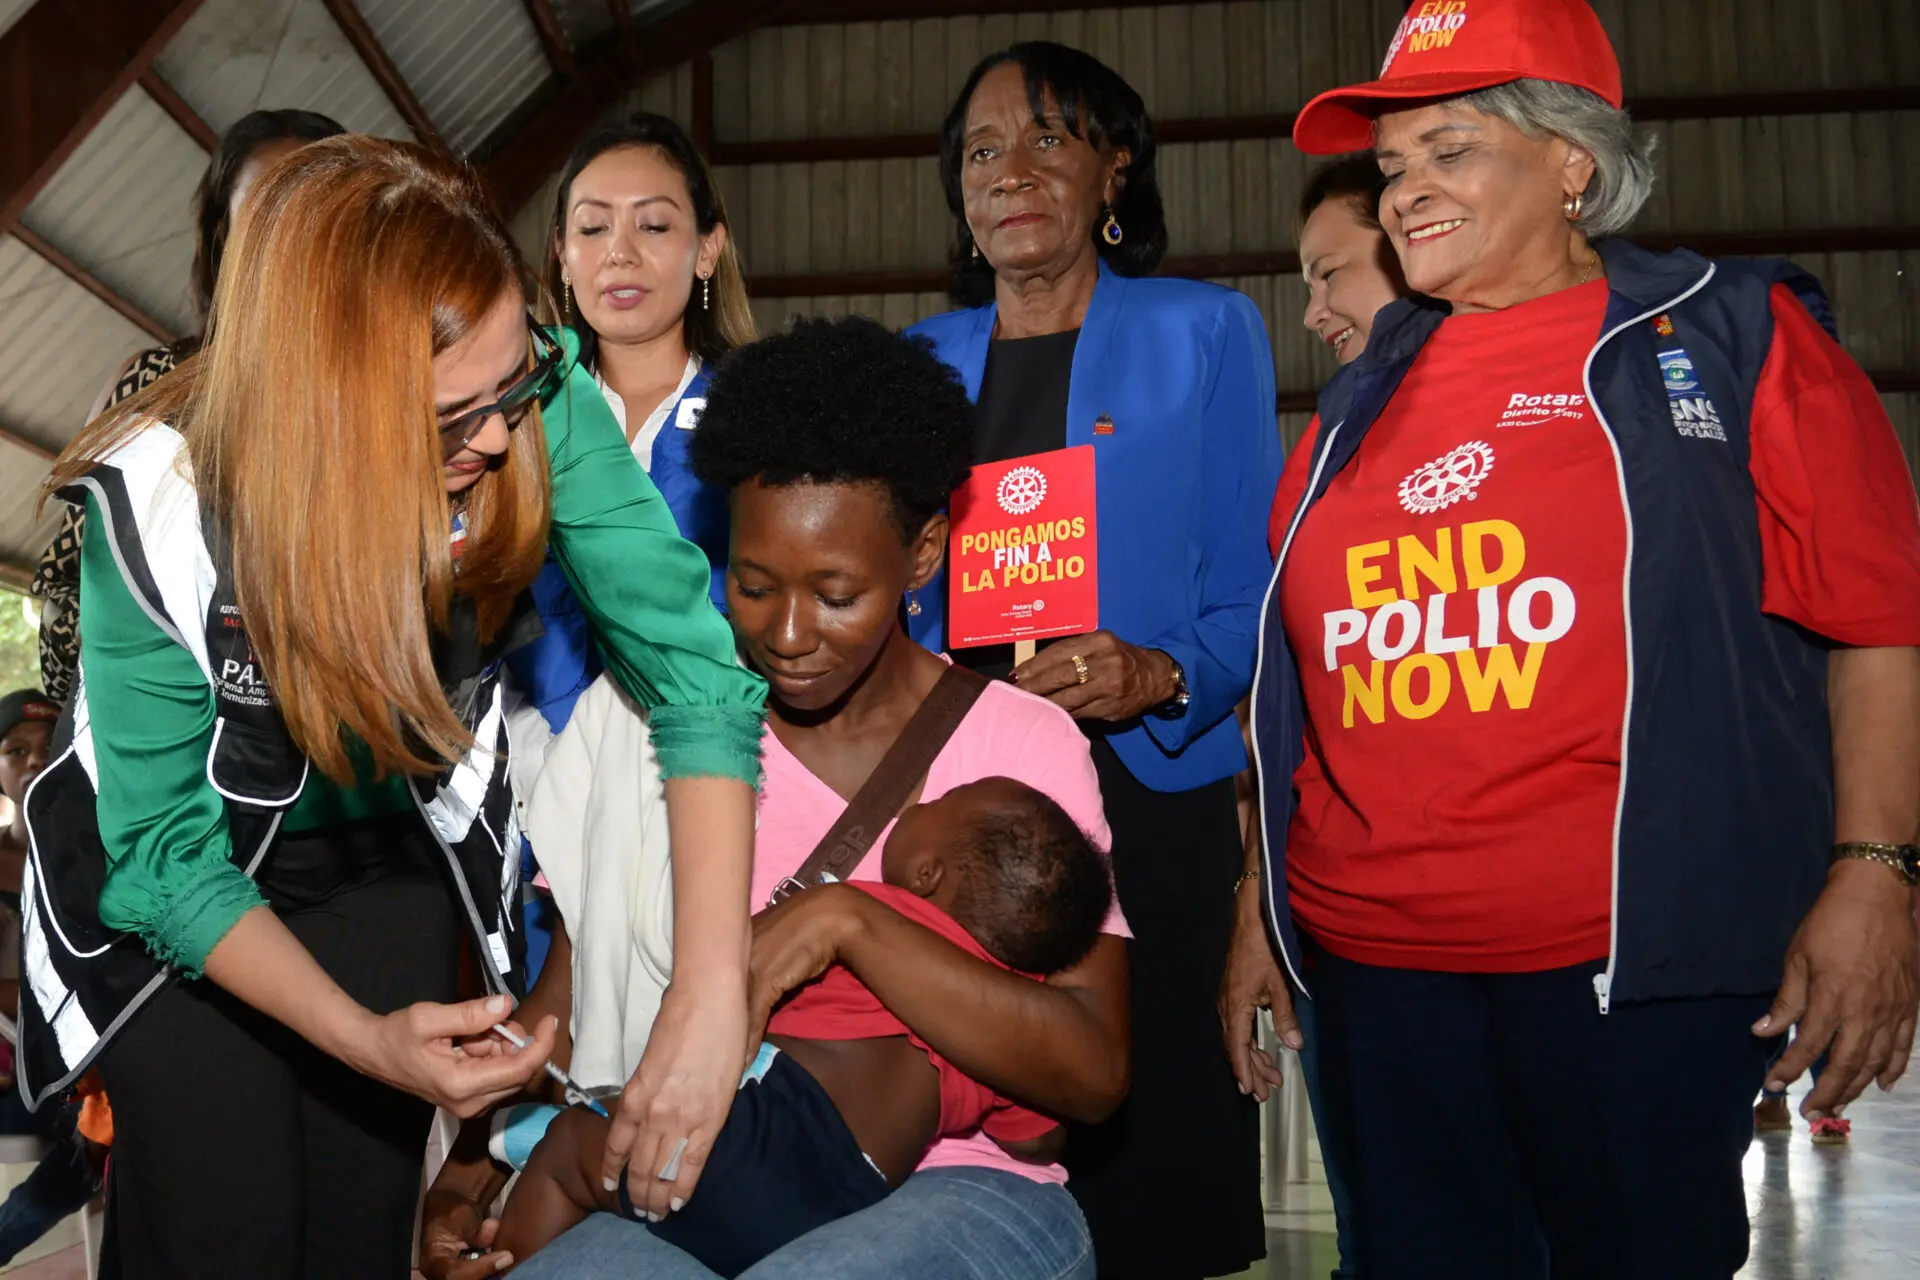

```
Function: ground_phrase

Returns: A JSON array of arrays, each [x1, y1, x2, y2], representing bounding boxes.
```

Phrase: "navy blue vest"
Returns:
[[1252, 240, 1839, 1007]]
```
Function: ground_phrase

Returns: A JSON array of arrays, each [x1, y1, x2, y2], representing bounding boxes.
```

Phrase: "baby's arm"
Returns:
[[493, 1108, 622, 1266]]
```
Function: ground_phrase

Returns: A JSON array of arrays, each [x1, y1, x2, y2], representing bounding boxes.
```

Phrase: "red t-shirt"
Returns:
[[1268, 282, 1920, 972], [767, 881, 1056, 1143]]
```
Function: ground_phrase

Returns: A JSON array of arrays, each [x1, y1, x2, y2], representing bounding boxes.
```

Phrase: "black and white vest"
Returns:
[[17, 424, 526, 1109]]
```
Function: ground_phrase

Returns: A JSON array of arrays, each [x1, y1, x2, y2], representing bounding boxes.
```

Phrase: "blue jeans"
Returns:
[[510, 1165, 1095, 1280], [0, 1090, 99, 1265]]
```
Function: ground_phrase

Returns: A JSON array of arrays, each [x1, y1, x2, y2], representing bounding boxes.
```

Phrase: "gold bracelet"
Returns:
[[1232, 868, 1260, 895], [1833, 841, 1920, 886]]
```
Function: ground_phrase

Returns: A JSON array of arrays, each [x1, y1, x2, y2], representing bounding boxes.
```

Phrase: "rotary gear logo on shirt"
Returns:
[[1399, 441, 1495, 515]]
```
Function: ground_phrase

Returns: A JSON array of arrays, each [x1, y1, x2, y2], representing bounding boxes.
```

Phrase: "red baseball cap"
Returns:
[[1293, 0, 1622, 155]]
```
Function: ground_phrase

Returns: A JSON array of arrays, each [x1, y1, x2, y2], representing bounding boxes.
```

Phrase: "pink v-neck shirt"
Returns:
[[754, 677, 1130, 1186]]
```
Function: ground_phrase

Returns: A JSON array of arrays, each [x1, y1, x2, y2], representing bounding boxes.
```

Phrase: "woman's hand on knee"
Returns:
[[599, 979, 747, 1223], [353, 994, 558, 1117], [1218, 903, 1297, 1103]]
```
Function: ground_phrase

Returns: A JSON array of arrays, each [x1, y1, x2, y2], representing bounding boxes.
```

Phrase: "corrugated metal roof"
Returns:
[[153, 0, 415, 141], [0, 238, 153, 454], [19, 87, 203, 339], [0, 236, 155, 569], [0, 458, 59, 583], [358, 0, 552, 153]]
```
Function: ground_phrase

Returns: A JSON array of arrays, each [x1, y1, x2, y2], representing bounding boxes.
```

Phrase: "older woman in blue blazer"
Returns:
[[909, 42, 1282, 1278]]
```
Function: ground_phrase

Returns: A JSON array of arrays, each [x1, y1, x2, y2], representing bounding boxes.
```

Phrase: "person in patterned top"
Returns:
[[29, 109, 345, 702]]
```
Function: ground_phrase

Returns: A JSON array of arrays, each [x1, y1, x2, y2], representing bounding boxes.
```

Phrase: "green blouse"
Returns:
[[80, 334, 766, 975]]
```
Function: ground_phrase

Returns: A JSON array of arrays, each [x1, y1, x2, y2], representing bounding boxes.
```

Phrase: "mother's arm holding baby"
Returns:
[[749, 884, 1128, 1123]]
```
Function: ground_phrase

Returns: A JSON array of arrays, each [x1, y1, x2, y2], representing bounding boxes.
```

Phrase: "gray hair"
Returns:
[[1444, 79, 1658, 238]]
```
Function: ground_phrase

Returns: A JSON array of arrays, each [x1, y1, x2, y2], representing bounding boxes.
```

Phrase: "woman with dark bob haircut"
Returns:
[[911, 41, 1282, 1277], [498, 315, 1132, 1280]]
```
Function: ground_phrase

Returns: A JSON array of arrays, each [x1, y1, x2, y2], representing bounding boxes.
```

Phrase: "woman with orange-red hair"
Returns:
[[20, 136, 766, 1276]]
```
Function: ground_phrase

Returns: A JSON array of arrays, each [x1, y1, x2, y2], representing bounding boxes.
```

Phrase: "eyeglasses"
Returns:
[[437, 316, 566, 460]]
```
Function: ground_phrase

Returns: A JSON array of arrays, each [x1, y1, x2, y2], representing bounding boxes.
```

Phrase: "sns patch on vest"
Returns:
[[1658, 347, 1726, 443]]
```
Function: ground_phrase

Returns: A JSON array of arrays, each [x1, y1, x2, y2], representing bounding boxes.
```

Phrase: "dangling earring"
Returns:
[[970, 237, 980, 262], [699, 272, 711, 310], [1101, 205, 1123, 246], [562, 277, 573, 324], [1564, 191, 1585, 222], [906, 589, 922, 618]]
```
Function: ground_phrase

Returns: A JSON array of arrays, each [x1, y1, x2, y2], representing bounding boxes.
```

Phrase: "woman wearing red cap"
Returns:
[[1245, 0, 1920, 1275]]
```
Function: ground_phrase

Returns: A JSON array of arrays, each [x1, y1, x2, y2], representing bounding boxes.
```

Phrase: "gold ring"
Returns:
[[1071, 654, 1090, 685]]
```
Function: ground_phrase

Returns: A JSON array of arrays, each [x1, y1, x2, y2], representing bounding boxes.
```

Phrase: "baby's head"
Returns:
[[881, 777, 1111, 975]]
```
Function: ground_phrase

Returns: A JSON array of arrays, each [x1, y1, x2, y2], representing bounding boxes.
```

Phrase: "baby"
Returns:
[[491, 776, 1113, 1276]]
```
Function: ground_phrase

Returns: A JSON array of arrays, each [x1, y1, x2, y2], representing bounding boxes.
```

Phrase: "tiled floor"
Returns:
[[10, 1077, 1917, 1278], [0, 1247, 83, 1280], [1249, 1075, 1920, 1279], [1740, 1077, 1920, 1278]]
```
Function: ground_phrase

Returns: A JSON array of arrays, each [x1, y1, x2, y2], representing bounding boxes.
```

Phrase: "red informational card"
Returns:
[[948, 445, 1098, 648]]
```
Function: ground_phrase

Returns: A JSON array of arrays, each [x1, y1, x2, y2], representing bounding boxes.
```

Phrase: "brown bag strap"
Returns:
[[769, 664, 990, 906]]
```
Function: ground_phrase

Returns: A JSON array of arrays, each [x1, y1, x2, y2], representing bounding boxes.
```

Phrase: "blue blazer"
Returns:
[[509, 363, 727, 734], [908, 263, 1283, 793]]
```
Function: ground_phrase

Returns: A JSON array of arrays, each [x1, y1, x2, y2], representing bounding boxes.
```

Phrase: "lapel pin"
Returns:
[[1093, 413, 1115, 436]]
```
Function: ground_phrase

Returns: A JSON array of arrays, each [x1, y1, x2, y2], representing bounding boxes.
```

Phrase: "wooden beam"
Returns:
[[317, 0, 446, 151], [772, 0, 1166, 21], [138, 68, 218, 150], [712, 132, 933, 165], [604, 0, 638, 59], [691, 51, 714, 154], [0, 422, 56, 464], [1627, 87, 1920, 122], [746, 229, 1920, 298], [8, 220, 176, 344], [480, 0, 804, 215], [521, 0, 576, 77], [710, 87, 1920, 166], [0, 0, 208, 226]]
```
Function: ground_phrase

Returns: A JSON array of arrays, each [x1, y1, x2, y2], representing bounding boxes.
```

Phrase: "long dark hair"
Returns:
[[1299, 153, 1387, 234], [189, 109, 346, 331], [544, 110, 753, 372], [940, 42, 1168, 308]]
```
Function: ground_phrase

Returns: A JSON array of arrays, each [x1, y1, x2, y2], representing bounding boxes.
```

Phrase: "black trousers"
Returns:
[[1307, 942, 1772, 1280], [1066, 740, 1265, 1280], [98, 815, 462, 1279]]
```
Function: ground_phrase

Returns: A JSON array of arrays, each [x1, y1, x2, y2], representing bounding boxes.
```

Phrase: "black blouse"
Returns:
[[953, 328, 1081, 681]]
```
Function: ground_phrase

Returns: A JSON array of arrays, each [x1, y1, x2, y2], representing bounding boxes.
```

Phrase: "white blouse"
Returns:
[[594, 353, 702, 472]]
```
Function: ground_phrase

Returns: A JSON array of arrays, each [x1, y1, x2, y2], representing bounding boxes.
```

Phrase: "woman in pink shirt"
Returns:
[[457, 316, 1128, 1280]]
